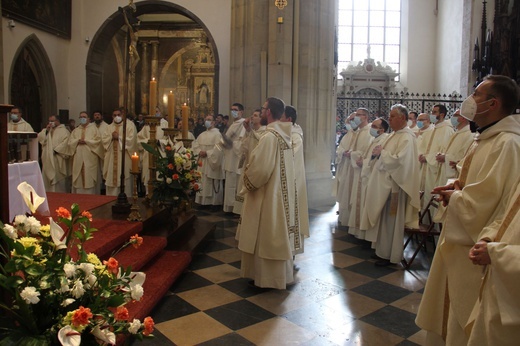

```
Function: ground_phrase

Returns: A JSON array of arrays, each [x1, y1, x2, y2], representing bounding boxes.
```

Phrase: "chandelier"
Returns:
[[275, 0, 288, 10]]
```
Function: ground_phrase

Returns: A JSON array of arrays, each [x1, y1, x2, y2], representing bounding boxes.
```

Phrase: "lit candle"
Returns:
[[167, 90, 175, 128], [131, 152, 139, 173], [181, 103, 190, 139], [149, 78, 157, 116]]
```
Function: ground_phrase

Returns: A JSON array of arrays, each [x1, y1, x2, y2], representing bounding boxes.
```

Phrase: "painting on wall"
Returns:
[[2, 0, 72, 39], [194, 77, 213, 110]]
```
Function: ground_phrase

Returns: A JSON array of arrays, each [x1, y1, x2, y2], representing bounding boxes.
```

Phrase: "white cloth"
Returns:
[[292, 124, 310, 241], [336, 129, 359, 223], [8, 161, 50, 221], [435, 125, 474, 186], [8, 118, 34, 132], [416, 114, 520, 344], [237, 121, 298, 289], [192, 128, 224, 206], [363, 127, 420, 263]]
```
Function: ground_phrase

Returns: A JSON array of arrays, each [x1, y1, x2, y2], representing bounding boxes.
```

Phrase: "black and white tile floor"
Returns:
[[135, 204, 433, 345]]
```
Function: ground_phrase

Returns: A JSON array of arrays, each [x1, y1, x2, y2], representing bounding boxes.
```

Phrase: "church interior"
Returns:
[[1, 0, 519, 345]]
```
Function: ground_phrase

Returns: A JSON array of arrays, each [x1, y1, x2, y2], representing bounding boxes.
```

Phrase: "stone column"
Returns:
[[140, 41, 149, 115]]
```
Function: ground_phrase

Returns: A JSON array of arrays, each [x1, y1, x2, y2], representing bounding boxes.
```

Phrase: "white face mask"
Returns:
[[350, 121, 359, 130], [345, 123, 352, 131], [80, 118, 88, 125], [231, 110, 239, 119], [407, 119, 413, 127], [450, 116, 460, 128], [352, 116, 362, 126], [205, 120, 212, 129], [10, 114, 18, 121], [429, 114, 438, 124], [114, 116, 122, 124], [460, 95, 493, 121], [49, 121, 56, 128]]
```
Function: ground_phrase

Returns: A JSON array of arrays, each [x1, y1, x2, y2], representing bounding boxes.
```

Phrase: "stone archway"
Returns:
[[86, 0, 220, 117], [9, 34, 57, 130]]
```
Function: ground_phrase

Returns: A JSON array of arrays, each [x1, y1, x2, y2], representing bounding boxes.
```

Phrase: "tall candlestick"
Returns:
[[181, 103, 189, 139], [149, 78, 157, 116], [131, 152, 139, 173], [167, 90, 175, 128]]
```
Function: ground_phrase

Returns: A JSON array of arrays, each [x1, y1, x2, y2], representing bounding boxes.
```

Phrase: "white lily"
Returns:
[[50, 217, 67, 250], [58, 326, 81, 346], [17, 181, 45, 214], [91, 325, 116, 345]]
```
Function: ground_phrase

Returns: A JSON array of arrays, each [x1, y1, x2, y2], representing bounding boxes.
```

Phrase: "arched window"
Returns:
[[337, 0, 401, 78]]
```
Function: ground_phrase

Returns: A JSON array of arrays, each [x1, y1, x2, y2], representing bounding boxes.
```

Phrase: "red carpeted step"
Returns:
[[45, 192, 116, 214], [114, 236, 167, 271], [125, 250, 192, 321]]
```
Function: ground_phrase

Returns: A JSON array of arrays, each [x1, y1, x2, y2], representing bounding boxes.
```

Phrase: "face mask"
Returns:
[[80, 118, 88, 125], [345, 123, 352, 131], [231, 110, 239, 119], [49, 122, 56, 128], [429, 114, 438, 124], [350, 121, 359, 130], [460, 95, 493, 121], [450, 116, 460, 128], [417, 121, 424, 129], [10, 114, 18, 121], [114, 116, 122, 124], [205, 120, 212, 129], [407, 120, 413, 127], [369, 128, 380, 138], [352, 116, 362, 126]]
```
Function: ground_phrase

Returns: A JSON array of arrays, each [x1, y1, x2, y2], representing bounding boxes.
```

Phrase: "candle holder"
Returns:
[[144, 116, 161, 201], [181, 138, 193, 149], [163, 127, 181, 142], [128, 170, 142, 222]]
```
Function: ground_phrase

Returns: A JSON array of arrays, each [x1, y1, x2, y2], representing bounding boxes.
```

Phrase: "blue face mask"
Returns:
[[79, 118, 88, 125], [450, 116, 460, 128], [205, 120, 212, 129], [345, 123, 352, 131], [352, 116, 362, 126], [429, 114, 438, 124], [417, 121, 424, 129], [369, 128, 380, 138]]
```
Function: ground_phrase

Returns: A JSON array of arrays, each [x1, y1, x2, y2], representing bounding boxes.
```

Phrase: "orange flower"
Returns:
[[81, 210, 93, 221], [167, 163, 174, 170], [193, 183, 200, 191], [165, 145, 172, 151], [115, 306, 129, 321], [72, 306, 93, 327], [172, 174, 179, 180], [186, 153, 191, 159], [130, 234, 143, 249], [143, 316, 154, 336], [103, 257, 119, 275], [56, 207, 71, 219]]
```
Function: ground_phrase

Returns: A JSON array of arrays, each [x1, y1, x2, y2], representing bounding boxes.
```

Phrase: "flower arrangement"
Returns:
[[0, 185, 154, 345], [141, 140, 201, 207]]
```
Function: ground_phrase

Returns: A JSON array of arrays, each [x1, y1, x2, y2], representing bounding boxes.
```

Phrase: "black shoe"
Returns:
[[375, 259, 391, 267], [371, 254, 384, 260]]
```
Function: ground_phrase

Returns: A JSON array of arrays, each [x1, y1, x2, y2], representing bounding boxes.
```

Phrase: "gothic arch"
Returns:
[[86, 0, 220, 115], [9, 34, 57, 130]]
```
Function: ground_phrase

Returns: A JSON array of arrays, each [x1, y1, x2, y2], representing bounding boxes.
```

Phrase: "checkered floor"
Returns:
[[134, 204, 433, 345]]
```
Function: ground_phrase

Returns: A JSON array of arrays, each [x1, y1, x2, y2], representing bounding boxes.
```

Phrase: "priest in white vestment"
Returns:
[[38, 115, 70, 192], [92, 111, 108, 194], [8, 106, 34, 132], [333, 112, 356, 198], [434, 110, 474, 186], [416, 112, 433, 141], [466, 181, 520, 345], [234, 109, 266, 215], [418, 105, 454, 212], [416, 75, 520, 345], [363, 105, 420, 265], [282, 105, 310, 251], [68, 112, 104, 194], [408, 111, 420, 135], [344, 109, 373, 235], [354, 118, 389, 240], [215, 103, 246, 213], [192, 115, 224, 206], [101, 109, 138, 197], [237, 97, 300, 289]]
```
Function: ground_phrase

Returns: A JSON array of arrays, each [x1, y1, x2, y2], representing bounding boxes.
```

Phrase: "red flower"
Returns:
[[186, 153, 191, 159], [143, 317, 154, 336], [56, 207, 71, 219], [165, 145, 172, 151], [72, 306, 93, 327], [193, 183, 200, 191], [81, 210, 92, 221], [130, 234, 143, 249], [172, 174, 179, 180], [167, 163, 174, 170], [115, 306, 129, 321], [103, 257, 119, 275]]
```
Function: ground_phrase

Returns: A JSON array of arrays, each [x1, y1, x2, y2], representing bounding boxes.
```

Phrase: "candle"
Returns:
[[181, 103, 190, 139], [167, 90, 175, 128], [131, 152, 139, 173], [149, 78, 157, 116]]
